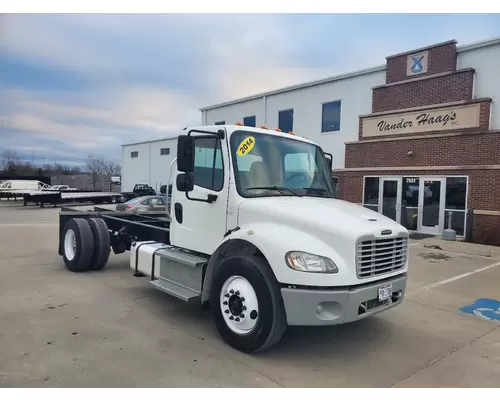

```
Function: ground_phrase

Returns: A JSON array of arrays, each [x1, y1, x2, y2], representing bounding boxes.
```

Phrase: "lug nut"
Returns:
[[229, 289, 234, 294], [239, 314, 244, 318], [240, 297, 245, 301], [224, 293, 229, 298], [229, 316, 234, 320], [223, 301, 228, 305], [224, 310, 229, 314], [235, 290, 240, 295], [235, 317, 240, 322], [242, 306, 247, 311]]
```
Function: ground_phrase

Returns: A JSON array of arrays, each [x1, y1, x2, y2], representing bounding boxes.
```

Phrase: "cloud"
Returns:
[[5, 86, 199, 135], [1, 13, 500, 166]]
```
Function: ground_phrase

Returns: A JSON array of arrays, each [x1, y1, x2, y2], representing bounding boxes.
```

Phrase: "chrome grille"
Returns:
[[356, 236, 408, 279]]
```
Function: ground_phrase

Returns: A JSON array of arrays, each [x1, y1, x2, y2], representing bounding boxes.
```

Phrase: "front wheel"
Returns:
[[210, 255, 288, 353]]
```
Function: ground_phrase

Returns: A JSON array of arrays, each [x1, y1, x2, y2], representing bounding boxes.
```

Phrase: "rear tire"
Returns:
[[88, 218, 110, 270], [62, 218, 94, 272], [210, 255, 288, 353]]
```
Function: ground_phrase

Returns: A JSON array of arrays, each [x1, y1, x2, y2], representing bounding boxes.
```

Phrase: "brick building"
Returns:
[[337, 40, 500, 245], [198, 36, 500, 246]]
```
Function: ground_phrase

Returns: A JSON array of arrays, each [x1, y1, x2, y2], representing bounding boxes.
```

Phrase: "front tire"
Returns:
[[62, 218, 95, 272], [210, 255, 288, 353]]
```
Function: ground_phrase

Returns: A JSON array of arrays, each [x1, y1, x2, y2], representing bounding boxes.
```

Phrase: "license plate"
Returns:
[[378, 283, 392, 301]]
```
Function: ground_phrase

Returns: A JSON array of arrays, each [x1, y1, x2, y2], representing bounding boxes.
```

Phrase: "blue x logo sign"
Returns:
[[411, 55, 424, 73]]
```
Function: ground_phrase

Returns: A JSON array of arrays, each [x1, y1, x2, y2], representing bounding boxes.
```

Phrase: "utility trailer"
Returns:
[[57, 124, 410, 353], [18, 189, 123, 207]]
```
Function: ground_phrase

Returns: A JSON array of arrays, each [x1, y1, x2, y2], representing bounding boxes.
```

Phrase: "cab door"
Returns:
[[169, 130, 230, 255]]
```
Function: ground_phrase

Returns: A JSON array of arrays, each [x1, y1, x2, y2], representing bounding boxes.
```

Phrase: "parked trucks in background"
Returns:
[[121, 184, 156, 202], [57, 124, 409, 353]]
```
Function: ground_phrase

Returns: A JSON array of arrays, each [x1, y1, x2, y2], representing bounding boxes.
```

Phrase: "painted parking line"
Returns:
[[416, 261, 500, 292]]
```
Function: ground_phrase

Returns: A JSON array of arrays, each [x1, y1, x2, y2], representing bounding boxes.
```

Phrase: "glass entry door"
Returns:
[[401, 177, 420, 231], [378, 178, 402, 224], [417, 177, 446, 235]]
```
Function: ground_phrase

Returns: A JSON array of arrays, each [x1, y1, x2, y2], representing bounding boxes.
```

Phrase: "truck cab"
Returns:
[[58, 124, 409, 353], [169, 125, 408, 347]]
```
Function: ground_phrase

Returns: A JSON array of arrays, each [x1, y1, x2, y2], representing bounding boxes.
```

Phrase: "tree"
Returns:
[[102, 160, 122, 191], [1, 150, 20, 174], [0, 147, 105, 181], [86, 155, 106, 190]]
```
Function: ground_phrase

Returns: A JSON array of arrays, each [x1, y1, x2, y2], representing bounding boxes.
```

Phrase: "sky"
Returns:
[[1, 13, 500, 166]]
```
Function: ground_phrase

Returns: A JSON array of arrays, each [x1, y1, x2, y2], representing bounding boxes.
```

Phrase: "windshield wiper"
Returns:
[[302, 187, 336, 198], [245, 186, 302, 197]]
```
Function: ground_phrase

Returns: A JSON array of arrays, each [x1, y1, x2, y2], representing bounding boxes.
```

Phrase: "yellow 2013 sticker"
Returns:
[[237, 136, 255, 156]]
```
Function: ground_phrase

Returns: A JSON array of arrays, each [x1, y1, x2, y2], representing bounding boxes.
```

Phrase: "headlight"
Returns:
[[285, 251, 338, 273]]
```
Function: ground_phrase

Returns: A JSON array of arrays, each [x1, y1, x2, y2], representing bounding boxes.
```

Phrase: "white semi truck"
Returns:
[[58, 124, 409, 353]]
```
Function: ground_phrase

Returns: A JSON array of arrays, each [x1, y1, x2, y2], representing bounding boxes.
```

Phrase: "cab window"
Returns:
[[193, 136, 224, 191]]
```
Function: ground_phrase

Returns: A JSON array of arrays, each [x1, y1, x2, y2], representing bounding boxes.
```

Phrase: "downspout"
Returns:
[[263, 95, 267, 125], [149, 142, 152, 189]]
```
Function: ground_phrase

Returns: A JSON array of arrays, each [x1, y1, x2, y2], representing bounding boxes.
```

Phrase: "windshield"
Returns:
[[230, 130, 335, 198]]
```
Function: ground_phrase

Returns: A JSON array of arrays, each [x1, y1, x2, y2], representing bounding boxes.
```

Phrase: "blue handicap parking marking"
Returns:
[[459, 298, 500, 321]]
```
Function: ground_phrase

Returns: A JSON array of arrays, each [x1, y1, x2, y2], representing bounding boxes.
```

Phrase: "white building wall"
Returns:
[[457, 42, 500, 130], [149, 138, 178, 192], [203, 70, 385, 169], [204, 98, 264, 127], [264, 70, 385, 169], [121, 142, 151, 192], [121, 138, 178, 193]]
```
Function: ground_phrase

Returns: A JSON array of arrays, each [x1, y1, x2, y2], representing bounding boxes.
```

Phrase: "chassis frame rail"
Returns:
[[58, 208, 170, 256]]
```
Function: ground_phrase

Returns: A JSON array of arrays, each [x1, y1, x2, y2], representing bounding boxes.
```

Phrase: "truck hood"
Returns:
[[237, 196, 408, 240]]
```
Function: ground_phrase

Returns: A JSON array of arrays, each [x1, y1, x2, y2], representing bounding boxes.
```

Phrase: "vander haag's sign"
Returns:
[[362, 103, 481, 138]]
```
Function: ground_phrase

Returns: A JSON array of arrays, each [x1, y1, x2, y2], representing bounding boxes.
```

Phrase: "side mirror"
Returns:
[[177, 135, 195, 172], [176, 173, 194, 192], [324, 153, 333, 171]]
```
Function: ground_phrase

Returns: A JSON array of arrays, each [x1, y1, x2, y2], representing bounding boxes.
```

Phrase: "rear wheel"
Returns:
[[210, 255, 288, 353], [88, 218, 110, 270], [62, 218, 94, 272]]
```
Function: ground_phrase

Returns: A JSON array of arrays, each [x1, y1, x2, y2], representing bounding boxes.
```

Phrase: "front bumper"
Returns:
[[281, 273, 407, 326]]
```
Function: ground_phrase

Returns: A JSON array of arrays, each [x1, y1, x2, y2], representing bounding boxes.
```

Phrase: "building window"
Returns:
[[243, 116, 256, 127], [193, 136, 224, 191], [214, 121, 225, 125], [322, 101, 341, 133], [363, 176, 379, 212], [445, 176, 467, 236], [160, 148, 170, 156], [278, 109, 294, 133], [131, 151, 138, 158]]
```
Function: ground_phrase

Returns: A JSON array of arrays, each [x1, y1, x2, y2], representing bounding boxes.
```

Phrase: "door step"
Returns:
[[157, 247, 208, 268], [150, 278, 201, 304]]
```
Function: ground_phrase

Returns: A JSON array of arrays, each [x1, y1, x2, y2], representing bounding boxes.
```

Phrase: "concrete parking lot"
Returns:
[[0, 200, 499, 388]]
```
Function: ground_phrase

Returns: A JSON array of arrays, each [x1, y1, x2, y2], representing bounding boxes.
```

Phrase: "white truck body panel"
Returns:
[[231, 196, 408, 287]]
